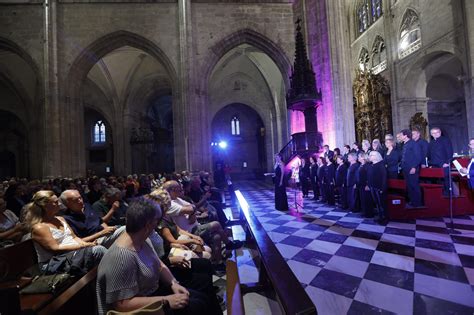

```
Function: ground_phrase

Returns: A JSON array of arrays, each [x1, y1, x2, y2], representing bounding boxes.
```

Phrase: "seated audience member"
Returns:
[[5, 183, 27, 217], [368, 151, 388, 224], [357, 153, 373, 217], [428, 127, 454, 195], [400, 129, 423, 207], [384, 138, 400, 179], [0, 197, 27, 242], [96, 198, 213, 315], [92, 187, 126, 226], [60, 190, 124, 248], [335, 156, 348, 208], [323, 156, 336, 205], [151, 189, 211, 260], [346, 153, 360, 212], [87, 178, 103, 205], [25, 190, 105, 271], [163, 181, 242, 264], [186, 176, 228, 227]]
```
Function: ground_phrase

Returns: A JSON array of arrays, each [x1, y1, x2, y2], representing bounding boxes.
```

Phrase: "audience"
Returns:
[[96, 198, 212, 315], [25, 190, 106, 271], [0, 197, 26, 242]]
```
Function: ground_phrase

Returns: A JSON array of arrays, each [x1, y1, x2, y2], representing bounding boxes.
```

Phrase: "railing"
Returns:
[[234, 190, 317, 315], [279, 131, 323, 164]]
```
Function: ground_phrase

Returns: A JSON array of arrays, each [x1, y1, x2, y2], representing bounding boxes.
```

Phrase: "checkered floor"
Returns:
[[229, 179, 474, 314]]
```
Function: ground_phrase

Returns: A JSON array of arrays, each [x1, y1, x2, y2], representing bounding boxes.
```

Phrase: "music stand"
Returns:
[[448, 157, 462, 235], [290, 177, 303, 212]]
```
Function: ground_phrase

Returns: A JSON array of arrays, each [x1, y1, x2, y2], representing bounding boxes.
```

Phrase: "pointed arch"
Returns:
[[199, 29, 291, 94], [66, 30, 177, 96], [371, 35, 386, 73], [358, 47, 370, 71], [398, 8, 421, 59]]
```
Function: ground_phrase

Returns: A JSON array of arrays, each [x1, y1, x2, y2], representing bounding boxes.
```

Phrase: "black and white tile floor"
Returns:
[[219, 180, 474, 314]]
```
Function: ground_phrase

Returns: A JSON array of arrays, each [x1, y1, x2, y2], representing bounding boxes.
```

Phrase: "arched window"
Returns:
[[399, 9, 421, 59], [359, 48, 370, 72], [93, 120, 106, 143], [356, 0, 383, 36], [231, 117, 240, 135], [371, 36, 387, 74]]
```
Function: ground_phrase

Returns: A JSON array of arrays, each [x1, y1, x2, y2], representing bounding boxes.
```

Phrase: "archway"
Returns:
[[0, 110, 28, 178], [84, 107, 114, 176], [211, 104, 266, 180], [0, 37, 43, 178], [207, 42, 288, 174], [427, 73, 467, 153], [66, 31, 177, 176]]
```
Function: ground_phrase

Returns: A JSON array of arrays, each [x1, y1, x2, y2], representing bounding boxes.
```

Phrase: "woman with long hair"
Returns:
[[25, 190, 105, 269], [274, 154, 289, 211]]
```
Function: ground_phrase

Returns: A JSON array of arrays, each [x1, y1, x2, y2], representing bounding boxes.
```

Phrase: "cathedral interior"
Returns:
[[1, 0, 474, 314]]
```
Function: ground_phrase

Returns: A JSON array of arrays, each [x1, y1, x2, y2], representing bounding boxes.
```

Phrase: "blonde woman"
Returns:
[[24, 190, 105, 270]]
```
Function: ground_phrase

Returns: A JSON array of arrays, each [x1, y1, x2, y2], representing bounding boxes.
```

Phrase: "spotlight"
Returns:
[[218, 141, 227, 149]]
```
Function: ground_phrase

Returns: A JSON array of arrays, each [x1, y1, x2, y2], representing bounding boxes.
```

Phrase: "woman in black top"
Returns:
[[335, 156, 348, 208], [356, 153, 374, 218], [317, 157, 326, 202], [384, 138, 400, 179], [368, 151, 388, 224], [274, 154, 289, 211], [323, 156, 336, 205], [299, 157, 311, 198], [309, 156, 319, 200]]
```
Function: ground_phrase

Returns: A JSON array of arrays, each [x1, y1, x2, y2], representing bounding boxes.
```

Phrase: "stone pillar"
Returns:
[[180, 0, 212, 172], [324, 0, 355, 146], [176, 0, 198, 172], [462, 0, 474, 137], [42, 0, 62, 178]]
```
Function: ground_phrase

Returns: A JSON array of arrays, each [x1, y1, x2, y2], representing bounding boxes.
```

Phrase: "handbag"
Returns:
[[20, 273, 74, 294], [106, 300, 164, 315]]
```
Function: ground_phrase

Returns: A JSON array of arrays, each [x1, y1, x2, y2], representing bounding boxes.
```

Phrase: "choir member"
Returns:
[[335, 156, 348, 209], [368, 151, 388, 224], [357, 152, 373, 217], [384, 138, 400, 179], [323, 156, 336, 206], [309, 156, 320, 200], [346, 153, 360, 212], [400, 129, 423, 208], [428, 127, 454, 195]]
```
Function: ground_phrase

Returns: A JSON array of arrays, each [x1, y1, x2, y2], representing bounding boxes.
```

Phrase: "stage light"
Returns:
[[218, 141, 227, 149]]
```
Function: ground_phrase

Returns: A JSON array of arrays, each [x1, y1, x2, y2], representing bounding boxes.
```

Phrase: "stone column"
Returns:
[[462, 0, 474, 136], [176, 0, 193, 172], [42, 0, 62, 178], [324, 0, 355, 146]]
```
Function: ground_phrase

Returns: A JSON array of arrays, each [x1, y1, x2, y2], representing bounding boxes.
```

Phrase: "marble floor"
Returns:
[[224, 180, 474, 315]]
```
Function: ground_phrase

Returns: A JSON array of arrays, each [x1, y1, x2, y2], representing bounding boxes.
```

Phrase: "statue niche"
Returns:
[[353, 69, 393, 142]]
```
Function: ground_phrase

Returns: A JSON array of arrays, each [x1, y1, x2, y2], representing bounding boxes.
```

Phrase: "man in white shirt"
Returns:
[[163, 180, 242, 265]]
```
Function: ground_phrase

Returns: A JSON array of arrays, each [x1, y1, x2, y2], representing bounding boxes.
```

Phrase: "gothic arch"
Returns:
[[66, 30, 178, 99], [199, 29, 291, 94], [64, 31, 178, 176], [0, 37, 44, 120]]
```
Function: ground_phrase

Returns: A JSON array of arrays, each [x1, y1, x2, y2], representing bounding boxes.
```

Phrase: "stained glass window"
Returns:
[[231, 117, 240, 135], [93, 120, 106, 143]]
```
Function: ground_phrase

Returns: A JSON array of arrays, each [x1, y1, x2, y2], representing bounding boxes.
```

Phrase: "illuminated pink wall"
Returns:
[[289, 110, 306, 134], [291, 0, 336, 148]]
